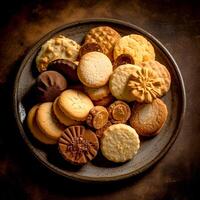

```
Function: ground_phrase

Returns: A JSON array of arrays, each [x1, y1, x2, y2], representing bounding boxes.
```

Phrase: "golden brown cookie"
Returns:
[[77, 52, 113, 88], [108, 100, 131, 124], [129, 98, 168, 137], [93, 94, 115, 107], [95, 121, 112, 139], [113, 54, 134, 69], [139, 60, 171, 95], [84, 26, 121, 59], [128, 67, 163, 103], [114, 34, 155, 64], [58, 125, 99, 165], [86, 106, 109, 129], [36, 35, 80, 72], [58, 89, 94, 121], [101, 124, 140, 163]]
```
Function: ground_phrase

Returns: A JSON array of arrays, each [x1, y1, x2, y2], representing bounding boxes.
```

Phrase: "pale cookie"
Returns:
[[128, 67, 163, 103], [130, 98, 168, 137], [58, 89, 94, 121], [109, 64, 141, 102], [114, 34, 155, 64], [84, 85, 110, 101], [140, 60, 171, 95], [78, 52, 113, 88], [27, 104, 57, 144], [84, 26, 121, 59], [36, 102, 65, 140], [36, 35, 80, 72], [101, 124, 140, 163], [53, 97, 80, 126]]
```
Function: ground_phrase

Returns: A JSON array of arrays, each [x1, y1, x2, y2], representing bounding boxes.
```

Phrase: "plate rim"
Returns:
[[13, 18, 186, 183]]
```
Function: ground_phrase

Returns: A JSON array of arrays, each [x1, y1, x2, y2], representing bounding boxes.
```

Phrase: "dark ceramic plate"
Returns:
[[13, 18, 186, 182]]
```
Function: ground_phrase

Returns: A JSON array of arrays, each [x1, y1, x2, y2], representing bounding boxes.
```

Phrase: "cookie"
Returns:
[[36, 35, 80, 72], [114, 34, 155, 64], [86, 106, 109, 129], [129, 98, 168, 136], [84, 26, 121, 59], [109, 64, 141, 102], [48, 59, 79, 82], [36, 102, 65, 140], [36, 71, 67, 102], [27, 104, 57, 144], [113, 54, 134, 69], [108, 100, 131, 124], [79, 42, 103, 58], [58, 125, 99, 165], [101, 124, 140, 163], [93, 94, 115, 107], [77, 52, 113, 88], [140, 60, 171, 95], [84, 85, 110, 101], [53, 97, 80, 126], [95, 121, 112, 139], [58, 89, 94, 121], [128, 67, 163, 103]]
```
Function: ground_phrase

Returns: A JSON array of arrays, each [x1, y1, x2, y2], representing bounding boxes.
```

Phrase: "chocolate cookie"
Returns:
[[36, 71, 67, 102], [58, 126, 99, 165], [79, 43, 103, 58]]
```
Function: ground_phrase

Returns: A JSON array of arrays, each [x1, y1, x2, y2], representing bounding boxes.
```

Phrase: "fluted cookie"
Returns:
[[84, 26, 121, 59], [27, 104, 57, 144], [78, 52, 113, 88], [36, 102, 65, 140], [101, 124, 140, 163], [109, 64, 141, 102], [114, 34, 155, 64], [140, 60, 171, 95], [108, 100, 131, 124], [58, 89, 94, 121], [86, 106, 109, 129], [36, 35, 80, 72], [130, 98, 168, 137], [58, 126, 99, 165]]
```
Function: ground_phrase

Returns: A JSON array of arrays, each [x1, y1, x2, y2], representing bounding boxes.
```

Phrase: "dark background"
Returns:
[[0, 0, 200, 199]]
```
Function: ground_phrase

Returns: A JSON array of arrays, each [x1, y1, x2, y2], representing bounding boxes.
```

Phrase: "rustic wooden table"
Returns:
[[0, 0, 199, 199]]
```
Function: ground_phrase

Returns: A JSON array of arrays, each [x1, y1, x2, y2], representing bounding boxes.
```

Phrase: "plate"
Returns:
[[13, 18, 186, 182]]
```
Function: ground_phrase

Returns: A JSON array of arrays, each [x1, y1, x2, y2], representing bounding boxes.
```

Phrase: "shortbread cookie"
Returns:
[[128, 67, 163, 103], [58, 89, 94, 121], [84, 26, 121, 59], [58, 125, 99, 165], [108, 100, 131, 124], [109, 64, 141, 102], [95, 121, 112, 139], [27, 104, 57, 144], [101, 124, 140, 163], [93, 94, 115, 107], [36, 71, 67, 102], [113, 54, 134, 69], [114, 34, 155, 64], [36, 102, 65, 140], [36, 35, 80, 72], [78, 52, 113, 88], [140, 60, 171, 95], [86, 106, 109, 129], [53, 97, 80, 126], [84, 85, 110, 101], [130, 98, 168, 136]]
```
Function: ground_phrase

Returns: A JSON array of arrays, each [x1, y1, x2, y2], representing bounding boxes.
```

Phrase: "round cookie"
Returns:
[[109, 64, 141, 102], [84, 26, 121, 59], [93, 94, 115, 107], [27, 104, 57, 144], [36, 35, 80, 72], [58, 89, 94, 121], [77, 52, 113, 88], [113, 54, 134, 69], [139, 60, 171, 95], [130, 98, 168, 136], [36, 102, 65, 140], [114, 34, 155, 64], [36, 71, 67, 102], [101, 124, 140, 163], [53, 97, 80, 126]]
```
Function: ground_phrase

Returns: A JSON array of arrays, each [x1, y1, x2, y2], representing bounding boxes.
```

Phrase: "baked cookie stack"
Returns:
[[27, 26, 171, 165]]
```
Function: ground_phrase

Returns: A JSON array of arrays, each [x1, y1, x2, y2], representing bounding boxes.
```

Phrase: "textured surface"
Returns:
[[0, 0, 199, 199]]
